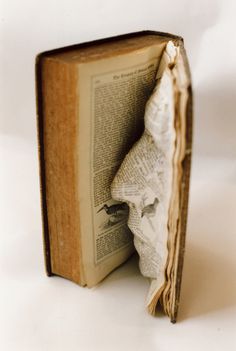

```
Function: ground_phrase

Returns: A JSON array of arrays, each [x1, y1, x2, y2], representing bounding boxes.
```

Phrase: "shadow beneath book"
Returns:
[[178, 155, 236, 321], [95, 252, 142, 288], [179, 242, 236, 320]]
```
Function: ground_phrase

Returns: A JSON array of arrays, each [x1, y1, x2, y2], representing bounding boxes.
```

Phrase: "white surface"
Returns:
[[1, 0, 236, 350]]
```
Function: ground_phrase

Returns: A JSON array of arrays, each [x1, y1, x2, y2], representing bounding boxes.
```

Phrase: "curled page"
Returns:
[[111, 41, 179, 314]]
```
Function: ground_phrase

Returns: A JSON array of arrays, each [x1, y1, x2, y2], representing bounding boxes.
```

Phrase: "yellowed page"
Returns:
[[77, 42, 167, 286]]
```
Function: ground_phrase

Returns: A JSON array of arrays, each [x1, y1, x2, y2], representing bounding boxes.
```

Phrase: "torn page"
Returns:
[[111, 41, 179, 313]]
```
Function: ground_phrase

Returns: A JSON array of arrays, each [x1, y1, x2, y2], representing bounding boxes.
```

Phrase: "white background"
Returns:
[[1, 1, 236, 350]]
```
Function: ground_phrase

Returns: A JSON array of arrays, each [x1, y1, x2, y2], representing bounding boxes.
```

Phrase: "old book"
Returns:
[[36, 31, 192, 323]]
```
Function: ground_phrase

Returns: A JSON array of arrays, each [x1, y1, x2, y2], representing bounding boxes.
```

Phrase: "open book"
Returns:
[[36, 31, 192, 323]]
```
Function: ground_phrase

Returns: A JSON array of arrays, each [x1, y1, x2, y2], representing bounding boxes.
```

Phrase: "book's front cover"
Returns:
[[172, 43, 193, 322]]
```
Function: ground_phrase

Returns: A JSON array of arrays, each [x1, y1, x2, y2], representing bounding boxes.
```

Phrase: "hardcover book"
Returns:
[[36, 30, 192, 322]]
